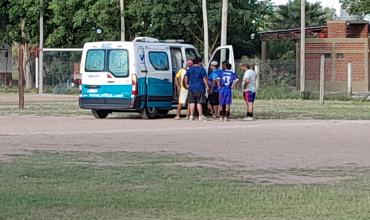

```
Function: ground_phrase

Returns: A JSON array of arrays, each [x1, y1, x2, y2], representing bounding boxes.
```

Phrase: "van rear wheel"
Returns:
[[141, 107, 159, 119], [92, 109, 109, 119]]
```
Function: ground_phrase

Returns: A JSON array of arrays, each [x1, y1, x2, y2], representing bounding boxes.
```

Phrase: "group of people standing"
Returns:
[[175, 58, 256, 121]]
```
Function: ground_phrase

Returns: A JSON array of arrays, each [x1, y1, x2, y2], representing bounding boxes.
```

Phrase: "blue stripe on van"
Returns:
[[81, 84, 132, 98]]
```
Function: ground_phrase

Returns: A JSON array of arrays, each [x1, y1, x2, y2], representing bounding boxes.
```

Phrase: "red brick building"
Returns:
[[259, 20, 370, 93], [306, 21, 369, 92]]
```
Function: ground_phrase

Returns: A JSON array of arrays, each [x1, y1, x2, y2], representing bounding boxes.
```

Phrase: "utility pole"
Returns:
[[220, 0, 228, 63], [220, 0, 228, 46], [202, 0, 209, 66], [300, 0, 305, 97], [120, 0, 125, 41], [39, 0, 44, 94]]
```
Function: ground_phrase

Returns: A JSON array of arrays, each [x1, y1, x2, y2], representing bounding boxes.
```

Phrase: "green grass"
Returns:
[[1, 151, 370, 220], [2, 93, 370, 119], [232, 99, 370, 120], [0, 101, 89, 117]]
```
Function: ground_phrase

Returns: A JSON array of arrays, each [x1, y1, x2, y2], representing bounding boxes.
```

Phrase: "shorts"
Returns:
[[244, 91, 256, 103], [178, 89, 188, 104], [219, 88, 233, 106], [188, 90, 206, 104], [209, 92, 219, 106]]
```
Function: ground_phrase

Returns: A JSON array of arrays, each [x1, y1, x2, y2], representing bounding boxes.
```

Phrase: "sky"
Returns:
[[272, 0, 342, 15]]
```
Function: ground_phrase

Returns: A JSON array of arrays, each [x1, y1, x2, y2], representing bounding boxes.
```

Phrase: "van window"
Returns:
[[170, 48, 183, 71], [186, 48, 200, 60], [108, 50, 129, 77], [86, 50, 105, 71], [149, 52, 169, 71]]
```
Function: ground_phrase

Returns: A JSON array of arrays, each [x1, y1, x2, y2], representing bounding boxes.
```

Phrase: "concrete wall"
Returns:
[[0, 44, 12, 73]]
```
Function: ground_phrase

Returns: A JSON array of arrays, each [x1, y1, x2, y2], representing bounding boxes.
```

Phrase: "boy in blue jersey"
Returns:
[[208, 61, 223, 119], [217, 63, 238, 121]]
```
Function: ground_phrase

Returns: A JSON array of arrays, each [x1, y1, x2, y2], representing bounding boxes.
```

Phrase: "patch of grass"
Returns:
[[0, 101, 89, 117], [1, 151, 370, 220], [232, 99, 370, 120]]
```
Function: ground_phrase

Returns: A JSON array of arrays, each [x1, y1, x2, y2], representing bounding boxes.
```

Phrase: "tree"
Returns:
[[271, 0, 336, 30], [340, 0, 370, 16], [267, 0, 336, 59]]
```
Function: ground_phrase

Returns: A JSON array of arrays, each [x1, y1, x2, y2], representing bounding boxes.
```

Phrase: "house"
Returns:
[[0, 44, 12, 86], [258, 18, 370, 94]]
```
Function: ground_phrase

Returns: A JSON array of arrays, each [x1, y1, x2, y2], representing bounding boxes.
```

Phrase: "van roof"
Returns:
[[83, 41, 195, 49]]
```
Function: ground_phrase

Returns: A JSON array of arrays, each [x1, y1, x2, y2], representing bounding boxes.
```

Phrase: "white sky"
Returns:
[[272, 0, 342, 15]]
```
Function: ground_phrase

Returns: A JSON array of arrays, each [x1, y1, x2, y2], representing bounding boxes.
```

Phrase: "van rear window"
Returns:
[[108, 50, 129, 77], [86, 50, 105, 71], [85, 49, 129, 77]]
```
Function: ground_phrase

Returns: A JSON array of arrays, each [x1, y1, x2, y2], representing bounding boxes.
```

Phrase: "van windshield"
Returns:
[[85, 49, 129, 77]]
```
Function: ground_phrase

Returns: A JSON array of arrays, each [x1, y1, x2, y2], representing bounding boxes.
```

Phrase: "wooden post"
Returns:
[[18, 47, 24, 110], [319, 55, 325, 105], [261, 40, 267, 81], [295, 41, 300, 89], [347, 63, 352, 97], [255, 64, 260, 90]]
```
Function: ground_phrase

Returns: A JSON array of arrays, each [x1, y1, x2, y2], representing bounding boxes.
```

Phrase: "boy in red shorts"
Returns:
[[241, 63, 256, 121]]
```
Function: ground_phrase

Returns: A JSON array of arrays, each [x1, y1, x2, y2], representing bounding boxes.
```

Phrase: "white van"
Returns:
[[79, 37, 234, 119]]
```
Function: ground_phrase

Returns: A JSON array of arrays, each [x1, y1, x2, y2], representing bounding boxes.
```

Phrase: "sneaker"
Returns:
[[219, 117, 224, 122], [243, 117, 254, 121], [189, 116, 194, 121], [199, 115, 206, 121], [185, 116, 190, 120], [174, 116, 181, 120]]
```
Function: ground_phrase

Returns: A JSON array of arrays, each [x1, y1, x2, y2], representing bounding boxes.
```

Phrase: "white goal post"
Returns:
[[36, 48, 83, 93]]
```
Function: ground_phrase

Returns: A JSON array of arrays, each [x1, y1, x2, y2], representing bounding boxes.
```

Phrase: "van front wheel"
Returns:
[[141, 107, 159, 119], [92, 109, 109, 119]]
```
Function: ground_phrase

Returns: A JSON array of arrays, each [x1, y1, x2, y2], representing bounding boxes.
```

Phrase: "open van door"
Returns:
[[142, 46, 173, 118], [208, 45, 235, 72]]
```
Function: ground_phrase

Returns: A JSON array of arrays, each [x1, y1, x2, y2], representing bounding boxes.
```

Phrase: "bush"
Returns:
[[257, 85, 300, 100]]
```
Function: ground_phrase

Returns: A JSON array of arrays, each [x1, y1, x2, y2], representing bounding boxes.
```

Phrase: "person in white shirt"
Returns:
[[241, 63, 256, 121]]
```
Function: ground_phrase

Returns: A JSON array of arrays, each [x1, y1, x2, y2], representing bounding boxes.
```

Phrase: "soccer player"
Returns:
[[241, 63, 257, 121], [184, 57, 210, 121], [217, 63, 238, 121], [174, 59, 193, 120], [208, 61, 222, 119]]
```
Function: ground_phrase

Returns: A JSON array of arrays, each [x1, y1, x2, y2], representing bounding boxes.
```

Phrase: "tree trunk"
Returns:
[[202, 0, 209, 66], [20, 18, 32, 89]]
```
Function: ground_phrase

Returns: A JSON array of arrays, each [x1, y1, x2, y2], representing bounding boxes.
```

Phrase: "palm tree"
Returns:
[[271, 0, 335, 30]]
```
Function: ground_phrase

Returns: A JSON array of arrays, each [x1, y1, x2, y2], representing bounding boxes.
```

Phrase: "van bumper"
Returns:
[[79, 97, 139, 110]]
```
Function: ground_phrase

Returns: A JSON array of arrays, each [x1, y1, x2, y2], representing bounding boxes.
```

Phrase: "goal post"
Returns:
[[37, 48, 83, 93]]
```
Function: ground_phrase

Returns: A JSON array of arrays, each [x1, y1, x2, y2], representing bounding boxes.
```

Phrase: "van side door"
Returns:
[[145, 46, 173, 108], [208, 45, 235, 73]]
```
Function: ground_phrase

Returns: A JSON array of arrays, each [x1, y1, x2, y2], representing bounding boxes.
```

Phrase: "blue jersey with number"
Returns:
[[218, 70, 237, 89]]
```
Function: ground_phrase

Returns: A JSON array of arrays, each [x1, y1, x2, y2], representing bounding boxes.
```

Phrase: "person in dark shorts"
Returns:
[[184, 58, 210, 121], [208, 61, 222, 119]]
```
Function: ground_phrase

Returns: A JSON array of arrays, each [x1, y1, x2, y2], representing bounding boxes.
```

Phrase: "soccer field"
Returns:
[[1, 94, 370, 219]]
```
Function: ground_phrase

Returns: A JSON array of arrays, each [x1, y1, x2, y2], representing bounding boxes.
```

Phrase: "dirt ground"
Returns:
[[1, 113, 370, 171], [1, 93, 370, 173]]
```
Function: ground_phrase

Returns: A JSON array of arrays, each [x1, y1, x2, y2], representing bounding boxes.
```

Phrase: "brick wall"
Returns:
[[305, 54, 333, 81], [336, 54, 365, 81], [327, 21, 347, 38]]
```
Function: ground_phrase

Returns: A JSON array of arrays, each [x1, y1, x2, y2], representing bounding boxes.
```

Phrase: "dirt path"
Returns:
[[1, 115, 370, 170]]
